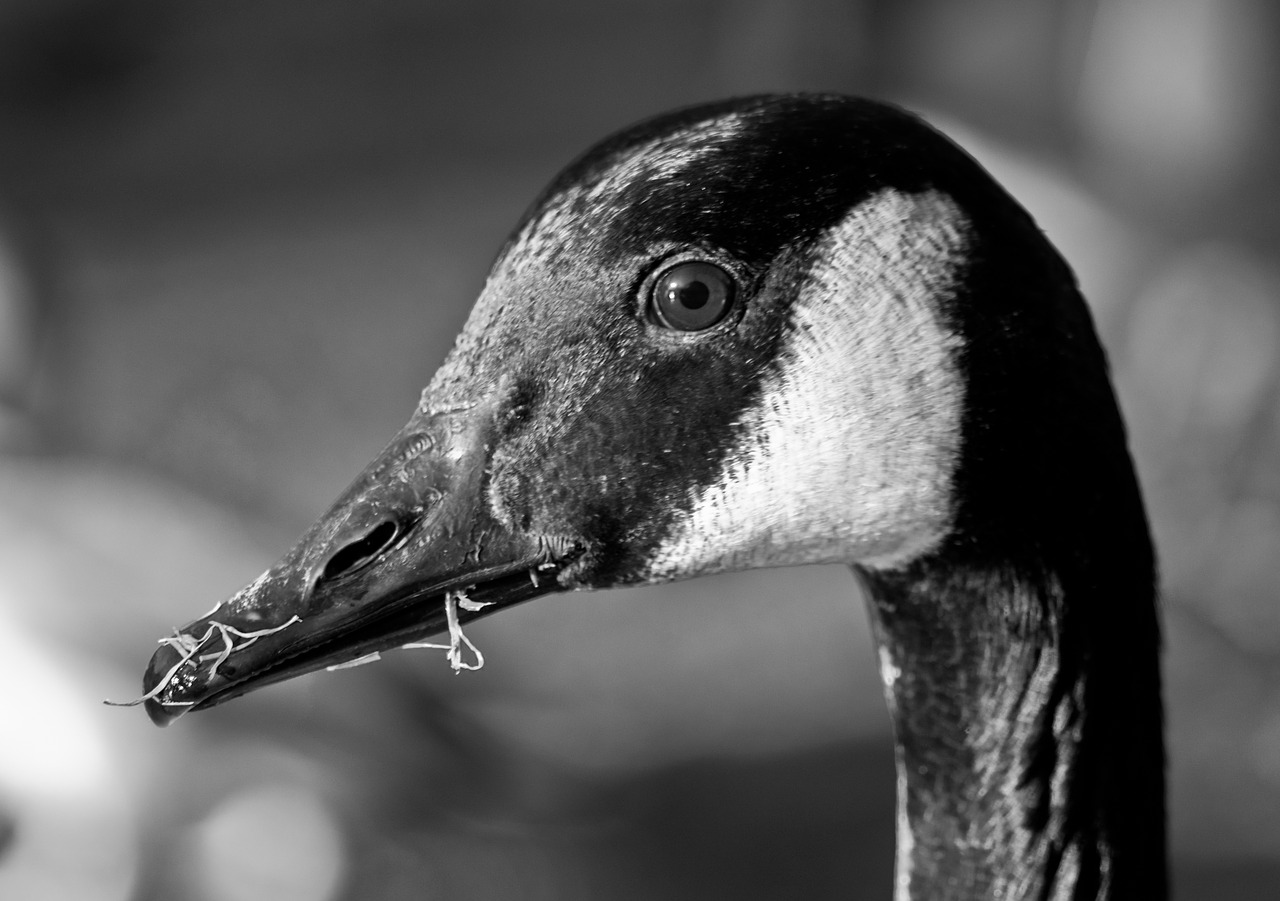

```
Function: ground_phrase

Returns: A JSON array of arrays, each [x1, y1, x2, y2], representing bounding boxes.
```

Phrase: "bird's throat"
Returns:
[[857, 552, 1166, 901]]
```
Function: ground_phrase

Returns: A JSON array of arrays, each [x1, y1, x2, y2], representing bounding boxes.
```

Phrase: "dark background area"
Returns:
[[0, 1, 1277, 899]]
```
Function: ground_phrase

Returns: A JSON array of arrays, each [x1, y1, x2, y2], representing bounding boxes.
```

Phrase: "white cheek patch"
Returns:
[[643, 189, 969, 580]]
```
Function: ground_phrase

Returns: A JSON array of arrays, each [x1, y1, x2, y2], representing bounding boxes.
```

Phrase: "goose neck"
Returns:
[[857, 551, 1166, 901]]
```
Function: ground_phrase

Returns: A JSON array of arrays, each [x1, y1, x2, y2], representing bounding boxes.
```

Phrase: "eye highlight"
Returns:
[[649, 261, 735, 331]]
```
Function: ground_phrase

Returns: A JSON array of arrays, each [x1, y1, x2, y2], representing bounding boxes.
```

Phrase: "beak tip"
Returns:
[[141, 644, 191, 727], [144, 697, 181, 727]]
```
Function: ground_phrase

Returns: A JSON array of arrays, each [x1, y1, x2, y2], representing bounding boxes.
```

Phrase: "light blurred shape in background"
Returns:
[[0, 0, 1277, 898], [1077, 0, 1273, 210], [0, 610, 137, 901], [1126, 245, 1280, 653], [188, 784, 346, 901]]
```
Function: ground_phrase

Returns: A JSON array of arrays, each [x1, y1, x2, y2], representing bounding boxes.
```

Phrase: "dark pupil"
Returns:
[[650, 260, 733, 331], [672, 280, 709, 310]]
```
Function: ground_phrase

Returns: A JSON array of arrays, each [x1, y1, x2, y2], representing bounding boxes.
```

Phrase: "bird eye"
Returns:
[[650, 261, 734, 331]]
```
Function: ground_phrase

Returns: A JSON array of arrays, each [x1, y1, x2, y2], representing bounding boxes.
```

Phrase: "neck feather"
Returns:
[[856, 520, 1165, 900]]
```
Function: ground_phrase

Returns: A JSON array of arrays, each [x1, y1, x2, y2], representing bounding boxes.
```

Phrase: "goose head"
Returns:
[[134, 95, 1164, 900]]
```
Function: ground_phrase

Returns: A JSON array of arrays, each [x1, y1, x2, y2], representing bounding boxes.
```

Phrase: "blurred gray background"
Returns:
[[0, 1, 1277, 899]]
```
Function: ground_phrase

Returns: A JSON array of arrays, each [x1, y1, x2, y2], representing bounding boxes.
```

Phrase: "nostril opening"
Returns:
[[321, 520, 400, 582]]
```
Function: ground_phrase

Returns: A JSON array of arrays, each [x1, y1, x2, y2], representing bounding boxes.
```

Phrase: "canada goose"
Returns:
[[128, 94, 1165, 899]]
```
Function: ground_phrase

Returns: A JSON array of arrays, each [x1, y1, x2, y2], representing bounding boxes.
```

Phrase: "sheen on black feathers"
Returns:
[[130, 93, 1165, 901]]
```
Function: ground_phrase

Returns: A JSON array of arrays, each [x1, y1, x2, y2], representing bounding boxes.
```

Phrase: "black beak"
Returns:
[[133, 402, 581, 726]]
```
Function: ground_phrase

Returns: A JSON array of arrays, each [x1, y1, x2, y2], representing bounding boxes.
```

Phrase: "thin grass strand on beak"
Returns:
[[325, 652, 382, 672], [401, 590, 486, 672], [198, 624, 237, 680], [103, 615, 302, 707]]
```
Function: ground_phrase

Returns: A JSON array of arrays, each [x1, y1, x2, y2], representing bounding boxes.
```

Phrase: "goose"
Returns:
[[128, 94, 1165, 900]]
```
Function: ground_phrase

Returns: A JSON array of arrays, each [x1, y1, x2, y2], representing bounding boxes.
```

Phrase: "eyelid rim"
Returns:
[[635, 249, 748, 339]]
